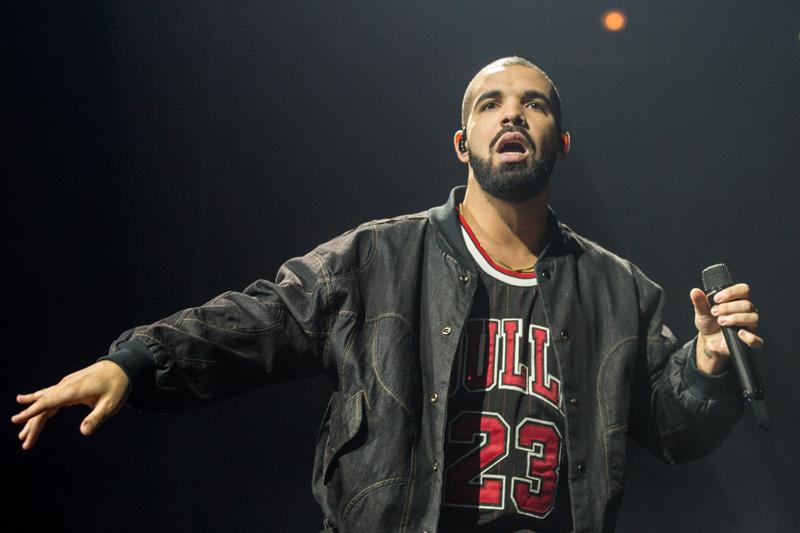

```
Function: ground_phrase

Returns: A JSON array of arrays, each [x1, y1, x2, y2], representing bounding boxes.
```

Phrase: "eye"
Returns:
[[480, 101, 499, 111], [526, 101, 545, 111]]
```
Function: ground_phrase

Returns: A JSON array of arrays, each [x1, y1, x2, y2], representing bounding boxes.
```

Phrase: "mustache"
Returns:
[[489, 126, 536, 153]]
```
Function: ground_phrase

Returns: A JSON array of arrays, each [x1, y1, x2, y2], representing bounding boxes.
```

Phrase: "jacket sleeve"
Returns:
[[98, 249, 336, 413], [627, 265, 745, 465]]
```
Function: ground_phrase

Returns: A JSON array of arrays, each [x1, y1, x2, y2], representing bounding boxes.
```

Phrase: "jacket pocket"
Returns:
[[323, 389, 368, 484]]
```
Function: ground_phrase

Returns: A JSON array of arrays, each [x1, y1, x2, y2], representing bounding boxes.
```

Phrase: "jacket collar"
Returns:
[[428, 185, 571, 272]]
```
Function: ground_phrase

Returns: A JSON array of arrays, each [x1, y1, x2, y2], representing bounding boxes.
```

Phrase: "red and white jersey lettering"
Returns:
[[499, 319, 528, 393], [439, 211, 573, 532], [462, 319, 562, 412], [444, 411, 510, 509], [511, 417, 563, 518], [529, 325, 561, 410]]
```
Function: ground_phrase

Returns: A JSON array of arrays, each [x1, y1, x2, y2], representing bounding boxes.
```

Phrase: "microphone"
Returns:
[[701, 263, 771, 430]]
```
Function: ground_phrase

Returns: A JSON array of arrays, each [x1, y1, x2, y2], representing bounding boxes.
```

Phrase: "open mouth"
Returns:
[[498, 142, 527, 154], [495, 132, 532, 162]]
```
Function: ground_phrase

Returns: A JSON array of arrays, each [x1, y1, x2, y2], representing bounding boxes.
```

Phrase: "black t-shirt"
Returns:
[[439, 211, 573, 533]]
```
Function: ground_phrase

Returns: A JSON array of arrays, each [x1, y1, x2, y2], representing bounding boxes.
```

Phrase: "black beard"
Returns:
[[469, 151, 556, 203]]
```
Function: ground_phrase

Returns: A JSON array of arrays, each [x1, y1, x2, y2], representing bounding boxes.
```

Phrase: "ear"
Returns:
[[556, 131, 571, 160], [453, 129, 469, 163]]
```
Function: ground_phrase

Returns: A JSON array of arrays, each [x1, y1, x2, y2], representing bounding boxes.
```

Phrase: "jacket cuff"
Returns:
[[97, 339, 156, 383], [682, 336, 740, 400]]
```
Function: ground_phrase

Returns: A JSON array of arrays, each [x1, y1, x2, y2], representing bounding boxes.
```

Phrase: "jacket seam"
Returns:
[[349, 388, 372, 411], [174, 308, 193, 328], [337, 318, 360, 392], [174, 292, 232, 328], [597, 335, 637, 499], [322, 225, 378, 281], [365, 312, 412, 329], [131, 332, 162, 348], [607, 420, 628, 433], [597, 336, 638, 426], [341, 477, 407, 521], [310, 251, 333, 309], [176, 291, 257, 322], [370, 315, 414, 413], [180, 317, 283, 334]]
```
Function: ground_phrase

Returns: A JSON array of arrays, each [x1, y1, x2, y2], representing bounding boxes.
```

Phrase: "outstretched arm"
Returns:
[[9, 221, 376, 451], [11, 360, 130, 450], [10, 247, 338, 449]]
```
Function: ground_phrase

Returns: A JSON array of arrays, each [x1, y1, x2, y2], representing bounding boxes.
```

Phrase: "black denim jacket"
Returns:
[[102, 186, 743, 533]]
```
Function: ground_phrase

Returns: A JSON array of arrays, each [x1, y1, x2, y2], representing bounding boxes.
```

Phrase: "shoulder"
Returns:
[[562, 223, 661, 291], [310, 210, 430, 277]]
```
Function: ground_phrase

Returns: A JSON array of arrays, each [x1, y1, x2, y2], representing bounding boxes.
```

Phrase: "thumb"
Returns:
[[689, 287, 712, 317], [690, 287, 723, 337], [80, 400, 113, 436]]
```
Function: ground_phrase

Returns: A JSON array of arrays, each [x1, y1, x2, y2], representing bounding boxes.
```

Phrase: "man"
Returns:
[[12, 57, 762, 532]]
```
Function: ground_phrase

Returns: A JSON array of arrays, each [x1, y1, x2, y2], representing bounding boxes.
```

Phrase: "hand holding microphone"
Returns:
[[689, 263, 770, 429]]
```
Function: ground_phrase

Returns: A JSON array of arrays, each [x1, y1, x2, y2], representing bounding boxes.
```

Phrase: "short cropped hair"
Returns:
[[461, 56, 562, 132]]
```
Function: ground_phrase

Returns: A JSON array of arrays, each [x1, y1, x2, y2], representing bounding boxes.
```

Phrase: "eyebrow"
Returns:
[[473, 89, 553, 110]]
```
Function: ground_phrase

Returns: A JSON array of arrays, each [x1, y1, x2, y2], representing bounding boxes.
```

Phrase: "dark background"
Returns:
[[4, 1, 799, 531]]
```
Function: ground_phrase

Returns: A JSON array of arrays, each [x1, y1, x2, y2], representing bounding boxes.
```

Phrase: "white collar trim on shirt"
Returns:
[[460, 225, 538, 287]]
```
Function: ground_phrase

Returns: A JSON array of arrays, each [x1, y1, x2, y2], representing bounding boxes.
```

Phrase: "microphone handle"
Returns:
[[701, 264, 771, 430], [720, 325, 772, 429], [721, 325, 764, 401]]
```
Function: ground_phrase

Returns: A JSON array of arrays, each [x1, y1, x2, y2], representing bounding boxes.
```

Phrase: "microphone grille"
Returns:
[[702, 263, 733, 293]]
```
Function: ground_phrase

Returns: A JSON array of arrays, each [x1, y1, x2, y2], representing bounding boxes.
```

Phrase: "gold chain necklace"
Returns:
[[458, 203, 536, 273], [486, 252, 536, 273]]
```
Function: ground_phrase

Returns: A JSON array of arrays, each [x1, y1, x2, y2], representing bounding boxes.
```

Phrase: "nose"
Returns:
[[501, 103, 527, 128]]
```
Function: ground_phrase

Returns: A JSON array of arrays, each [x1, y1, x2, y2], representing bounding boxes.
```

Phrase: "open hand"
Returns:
[[11, 360, 130, 450]]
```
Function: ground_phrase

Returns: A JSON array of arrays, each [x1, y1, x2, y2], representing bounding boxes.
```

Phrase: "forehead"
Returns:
[[470, 65, 554, 103]]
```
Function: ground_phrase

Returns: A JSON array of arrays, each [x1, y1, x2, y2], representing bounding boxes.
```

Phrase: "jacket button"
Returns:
[[459, 274, 470, 283], [430, 393, 439, 403], [570, 397, 579, 407], [576, 462, 586, 474], [441, 326, 452, 335], [541, 269, 550, 279], [560, 329, 570, 340], [432, 461, 439, 471]]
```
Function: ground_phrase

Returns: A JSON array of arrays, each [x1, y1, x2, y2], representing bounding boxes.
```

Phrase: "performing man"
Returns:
[[12, 56, 763, 532]]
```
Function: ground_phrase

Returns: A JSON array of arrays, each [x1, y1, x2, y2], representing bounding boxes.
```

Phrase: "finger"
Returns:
[[738, 329, 764, 349], [12, 397, 57, 424], [711, 300, 757, 316], [11, 386, 84, 424], [81, 399, 116, 436], [23, 416, 47, 450], [713, 283, 751, 303], [11, 401, 45, 425], [18, 421, 30, 441], [22, 416, 41, 450], [15, 386, 54, 405], [12, 387, 56, 422], [717, 312, 759, 329], [20, 409, 57, 450], [689, 288, 712, 316]]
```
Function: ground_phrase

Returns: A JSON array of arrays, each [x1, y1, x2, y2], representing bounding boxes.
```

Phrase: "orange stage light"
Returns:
[[602, 10, 627, 32]]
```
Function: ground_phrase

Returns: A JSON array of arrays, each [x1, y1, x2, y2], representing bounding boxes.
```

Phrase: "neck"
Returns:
[[460, 175, 550, 269]]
